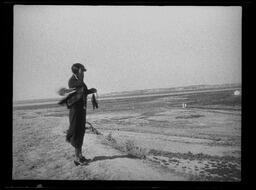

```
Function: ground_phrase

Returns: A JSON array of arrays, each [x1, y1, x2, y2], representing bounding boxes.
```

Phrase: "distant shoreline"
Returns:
[[13, 86, 241, 109], [13, 83, 241, 105]]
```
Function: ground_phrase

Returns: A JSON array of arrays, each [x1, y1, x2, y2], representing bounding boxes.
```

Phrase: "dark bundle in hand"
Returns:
[[91, 94, 98, 110]]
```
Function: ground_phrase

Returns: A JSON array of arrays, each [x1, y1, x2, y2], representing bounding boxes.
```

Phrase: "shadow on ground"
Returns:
[[90, 154, 138, 163]]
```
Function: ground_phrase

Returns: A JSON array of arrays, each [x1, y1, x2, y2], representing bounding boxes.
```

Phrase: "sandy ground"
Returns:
[[12, 116, 187, 180], [12, 90, 241, 181]]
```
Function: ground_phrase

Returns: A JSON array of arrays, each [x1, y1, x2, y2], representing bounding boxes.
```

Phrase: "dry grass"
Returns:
[[102, 132, 149, 159]]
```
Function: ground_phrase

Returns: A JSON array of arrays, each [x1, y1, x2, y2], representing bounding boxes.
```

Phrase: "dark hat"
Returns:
[[71, 63, 87, 74]]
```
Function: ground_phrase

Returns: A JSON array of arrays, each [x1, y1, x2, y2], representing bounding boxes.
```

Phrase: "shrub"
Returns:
[[103, 133, 148, 159], [106, 132, 116, 143]]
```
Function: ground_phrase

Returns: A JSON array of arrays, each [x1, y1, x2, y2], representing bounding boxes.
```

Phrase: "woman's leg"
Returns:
[[76, 146, 82, 158], [78, 146, 90, 162], [75, 147, 80, 161], [75, 146, 83, 159], [74, 147, 87, 165]]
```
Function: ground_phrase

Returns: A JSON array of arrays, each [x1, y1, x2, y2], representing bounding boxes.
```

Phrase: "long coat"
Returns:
[[65, 75, 94, 148]]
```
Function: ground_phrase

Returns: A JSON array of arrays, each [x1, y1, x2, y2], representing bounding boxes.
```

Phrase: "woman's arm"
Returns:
[[86, 88, 97, 95], [57, 87, 76, 96]]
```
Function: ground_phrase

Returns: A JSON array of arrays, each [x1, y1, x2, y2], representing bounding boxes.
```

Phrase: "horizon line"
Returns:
[[13, 82, 241, 103]]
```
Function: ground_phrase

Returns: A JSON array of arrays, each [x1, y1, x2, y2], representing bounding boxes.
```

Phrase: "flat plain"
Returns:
[[13, 87, 241, 181]]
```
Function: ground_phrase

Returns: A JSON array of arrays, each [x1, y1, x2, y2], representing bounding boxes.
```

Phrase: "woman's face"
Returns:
[[78, 68, 84, 80]]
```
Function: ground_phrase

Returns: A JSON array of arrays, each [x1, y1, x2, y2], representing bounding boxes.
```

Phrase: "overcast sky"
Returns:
[[13, 5, 241, 101]]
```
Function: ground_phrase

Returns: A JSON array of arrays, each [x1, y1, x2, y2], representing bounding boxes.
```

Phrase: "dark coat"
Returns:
[[65, 75, 94, 148]]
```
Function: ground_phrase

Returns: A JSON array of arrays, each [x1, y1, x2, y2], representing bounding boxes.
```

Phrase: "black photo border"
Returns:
[[3, 0, 253, 189]]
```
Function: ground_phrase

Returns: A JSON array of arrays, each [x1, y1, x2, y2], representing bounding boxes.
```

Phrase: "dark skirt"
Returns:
[[66, 100, 86, 148]]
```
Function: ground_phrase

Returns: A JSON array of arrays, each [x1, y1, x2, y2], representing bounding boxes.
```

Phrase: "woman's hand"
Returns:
[[90, 88, 97, 93]]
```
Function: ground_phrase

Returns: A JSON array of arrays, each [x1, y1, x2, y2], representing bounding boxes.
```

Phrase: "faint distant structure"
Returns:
[[234, 90, 241, 96], [182, 103, 187, 108]]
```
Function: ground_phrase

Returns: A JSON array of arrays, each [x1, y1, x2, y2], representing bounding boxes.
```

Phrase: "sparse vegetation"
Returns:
[[106, 132, 116, 143], [103, 133, 148, 159]]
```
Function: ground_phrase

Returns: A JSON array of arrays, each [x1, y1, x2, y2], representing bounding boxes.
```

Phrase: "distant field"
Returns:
[[13, 83, 240, 105], [13, 87, 241, 111]]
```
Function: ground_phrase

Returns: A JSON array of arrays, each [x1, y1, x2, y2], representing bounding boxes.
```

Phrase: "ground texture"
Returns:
[[13, 89, 241, 181]]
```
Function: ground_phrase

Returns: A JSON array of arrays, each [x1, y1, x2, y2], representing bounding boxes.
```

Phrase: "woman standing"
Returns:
[[61, 63, 97, 165]]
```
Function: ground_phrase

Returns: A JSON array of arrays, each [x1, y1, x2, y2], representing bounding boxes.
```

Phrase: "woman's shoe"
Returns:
[[74, 159, 89, 166], [80, 156, 91, 162], [74, 160, 80, 166]]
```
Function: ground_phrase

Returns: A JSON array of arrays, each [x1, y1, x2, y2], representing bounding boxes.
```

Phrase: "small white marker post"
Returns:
[[182, 103, 187, 108]]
